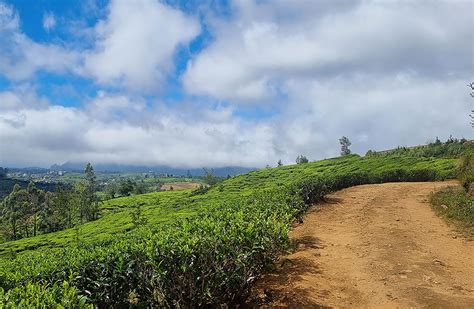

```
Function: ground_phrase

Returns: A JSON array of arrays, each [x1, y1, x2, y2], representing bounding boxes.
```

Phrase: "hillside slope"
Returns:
[[0, 155, 458, 307], [0, 155, 455, 255]]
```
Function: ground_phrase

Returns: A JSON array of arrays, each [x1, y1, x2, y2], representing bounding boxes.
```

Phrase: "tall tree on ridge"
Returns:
[[339, 136, 352, 156]]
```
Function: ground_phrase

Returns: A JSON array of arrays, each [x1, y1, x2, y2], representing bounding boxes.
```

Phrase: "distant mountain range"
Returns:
[[49, 162, 256, 177]]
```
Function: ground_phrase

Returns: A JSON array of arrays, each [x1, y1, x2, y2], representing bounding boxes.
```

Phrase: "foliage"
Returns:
[[431, 186, 474, 235], [469, 81, 474, 127], [104, 182, 117, 200], [133, 181, 147, 195], [0, 178, 56, 201], [457, 150, 474, 191], [366, 137, 472, 159], [118, 179, 135, 196], [339, 136, 351, 156], [0, 280, 92, 308], [130, 203, 148, 229], [0, 155, 458, 307], [202, 168, 220, 186], [0, 168, 7, 179], [295, 155, 309, 164], [0, 165, 99, 243]]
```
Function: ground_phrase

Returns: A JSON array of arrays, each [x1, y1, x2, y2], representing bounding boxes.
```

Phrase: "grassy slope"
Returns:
[[0, 155, 456, 256], [430, 186, 474, 237]]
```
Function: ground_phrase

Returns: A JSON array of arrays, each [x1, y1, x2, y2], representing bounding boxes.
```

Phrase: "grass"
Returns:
[[0, 154, 458, 307], [430, 185, 474, 237]]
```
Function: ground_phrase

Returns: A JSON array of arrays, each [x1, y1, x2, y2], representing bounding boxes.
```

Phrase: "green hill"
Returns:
[[0, 154, 458, 307]]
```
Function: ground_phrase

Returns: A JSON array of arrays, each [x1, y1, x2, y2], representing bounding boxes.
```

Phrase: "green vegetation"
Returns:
[[0, 165, 99, 243], [0, 155, 458, 307], [430, 148, 474, 237], [339, 136, 352, 156], [0, 178, 57, 201], [295, 155, 309, 164], [0, 281, 92, 308], [430, 187, 473, 236], [457, 149, 474, 191], [366, 137, 472, 159]]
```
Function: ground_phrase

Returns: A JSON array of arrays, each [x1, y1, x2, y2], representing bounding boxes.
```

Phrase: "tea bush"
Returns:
[[0, 281, 92, 308], [0, 155, 458, 307]]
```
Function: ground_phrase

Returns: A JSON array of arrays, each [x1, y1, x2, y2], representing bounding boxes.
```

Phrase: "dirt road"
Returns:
[[249, 181, 474, 308]]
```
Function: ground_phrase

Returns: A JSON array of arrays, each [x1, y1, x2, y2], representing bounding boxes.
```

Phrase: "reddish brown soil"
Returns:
[[248, 181, 474, 308]]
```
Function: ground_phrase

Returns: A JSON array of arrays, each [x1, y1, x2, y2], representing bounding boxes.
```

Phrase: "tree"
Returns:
[[105, 183, 117, 200], [133, 181, 147, 195], [296, 155, 309, 164], [277, 160, 283, 167], [365, 150, 376, 157], [0, 167, 7, 179], [339, 136, 352, 156], [54, 186, 76, 229], [202, 168, 219, 186], [74, 182, 88, 224], [26, 181, 45, 237], [469, 82, 474, 127], [119, 179, 135, 196], [1, 185, 28, 240], [131, 202, 148, 229]]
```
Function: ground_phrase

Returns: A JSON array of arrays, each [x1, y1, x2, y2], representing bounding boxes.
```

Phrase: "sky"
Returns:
[[0, 0, 473, 169]]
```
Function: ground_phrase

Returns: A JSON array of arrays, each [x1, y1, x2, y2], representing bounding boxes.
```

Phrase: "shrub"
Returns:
[[431, 186, 474, 229], [0, 156, 456, 307], [458, 151, 474, 191], [0, 281, 91, 308]]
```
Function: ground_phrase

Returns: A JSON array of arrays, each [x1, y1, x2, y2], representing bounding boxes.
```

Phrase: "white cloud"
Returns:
[[42, 11, 56, 31], [0, 92, 276, 168], [0, 85, 49, 111], [1, 76, 471, 169], [183, 0, 473, 102], [0, 3, 80, 80], [84, 0, 200, 91], [273, 75, 472, 159], [0, 1, 472, 169]]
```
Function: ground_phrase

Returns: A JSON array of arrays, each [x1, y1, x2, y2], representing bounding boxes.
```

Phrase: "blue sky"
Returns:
[[0, 0, 472, 168], [4, 0, 214, 107]]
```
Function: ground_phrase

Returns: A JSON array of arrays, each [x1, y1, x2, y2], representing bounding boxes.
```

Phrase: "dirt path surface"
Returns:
[[249, 181, 474, 308]]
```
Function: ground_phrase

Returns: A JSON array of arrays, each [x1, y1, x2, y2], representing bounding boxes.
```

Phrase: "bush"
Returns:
[[458, 151, 474, 191], [0, 281, 91, 308], [0, 156, 455, 307], [431, 186, 474, 229]]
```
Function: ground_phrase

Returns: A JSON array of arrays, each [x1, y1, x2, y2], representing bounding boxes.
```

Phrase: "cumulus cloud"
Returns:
[[183, 0, 472, 102], [0, 3, 80, 80], [42, 11, 56, 31], [84, 0, 200, 90], [272, 75, 472, 159], [0, 1, 472, 169], [0, 91, 276, 168]]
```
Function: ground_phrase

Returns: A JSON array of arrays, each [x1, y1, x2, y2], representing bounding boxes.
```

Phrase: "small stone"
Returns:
[[433, 259, 446, 267]]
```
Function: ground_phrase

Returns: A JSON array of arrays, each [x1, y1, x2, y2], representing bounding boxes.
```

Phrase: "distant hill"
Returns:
[[50, 162, 255, 177]]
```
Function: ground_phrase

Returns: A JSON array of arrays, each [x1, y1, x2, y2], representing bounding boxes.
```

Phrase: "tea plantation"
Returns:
[[0, 155, 457, 307]]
